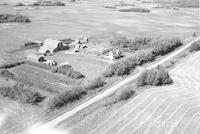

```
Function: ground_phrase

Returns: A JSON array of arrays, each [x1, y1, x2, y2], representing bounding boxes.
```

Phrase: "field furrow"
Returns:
[[83, 52, 200, 134]]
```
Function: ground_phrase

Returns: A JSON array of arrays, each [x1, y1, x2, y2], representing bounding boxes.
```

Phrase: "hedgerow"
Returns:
[[0, 61, 25, 69]]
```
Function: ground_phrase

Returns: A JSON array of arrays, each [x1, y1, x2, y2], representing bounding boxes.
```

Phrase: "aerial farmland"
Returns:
[[0, 0, 199, 134]]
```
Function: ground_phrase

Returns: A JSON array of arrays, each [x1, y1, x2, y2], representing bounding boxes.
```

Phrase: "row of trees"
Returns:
[[104, 38, 183, 77]]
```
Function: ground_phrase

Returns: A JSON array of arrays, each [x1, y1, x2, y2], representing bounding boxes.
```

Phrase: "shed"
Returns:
[[108, 51, 115, 60]]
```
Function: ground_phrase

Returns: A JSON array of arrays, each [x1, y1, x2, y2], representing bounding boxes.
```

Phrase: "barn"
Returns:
[[39, 39, 66, 55]]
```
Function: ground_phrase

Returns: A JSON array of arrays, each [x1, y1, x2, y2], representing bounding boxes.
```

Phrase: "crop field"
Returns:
[[51, 51, 200, 134], [12, 64, 79, 93]]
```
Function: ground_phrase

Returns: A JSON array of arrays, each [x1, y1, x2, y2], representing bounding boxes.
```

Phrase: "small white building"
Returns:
[[59, 62, 69, 67], [108, 51, 115, 60]]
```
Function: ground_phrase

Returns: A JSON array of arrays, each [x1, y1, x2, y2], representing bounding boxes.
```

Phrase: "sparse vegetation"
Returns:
[[0, 14, 31, 23], [0, 83, 45, 104], [104, 38, 183, 77], [51, 65, 85, 79], [137, 66, 173, 87]]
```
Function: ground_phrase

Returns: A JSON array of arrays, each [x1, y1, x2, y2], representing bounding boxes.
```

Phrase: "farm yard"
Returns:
[[45, 53, 110, 80], [0, 0, 199, 134]]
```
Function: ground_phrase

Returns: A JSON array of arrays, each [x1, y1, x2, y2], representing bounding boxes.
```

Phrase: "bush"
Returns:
[[85, 77, 106, 91], [137, 66, 173, 87], [48, 86, 86, 109], [51, 65, 85, 79], [189, 41, 200, 52], [0, 83, 45, 104], [0, 14, 31, 23]]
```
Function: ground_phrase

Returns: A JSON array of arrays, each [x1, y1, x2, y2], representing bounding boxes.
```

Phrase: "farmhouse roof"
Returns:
[[42, 39, 61, 49]]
